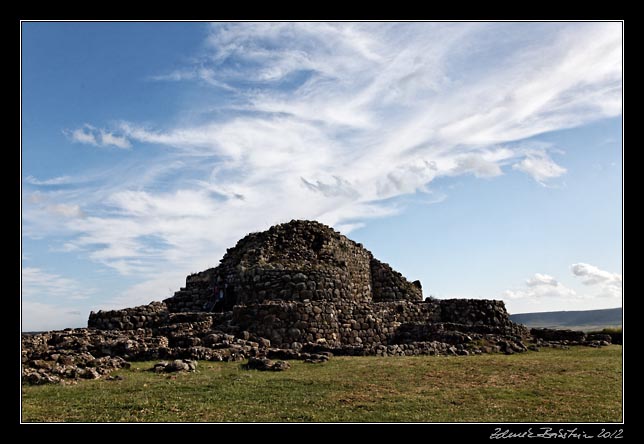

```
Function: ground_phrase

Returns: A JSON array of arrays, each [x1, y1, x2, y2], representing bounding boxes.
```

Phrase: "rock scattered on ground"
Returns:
[[244, 357, 291, 371]]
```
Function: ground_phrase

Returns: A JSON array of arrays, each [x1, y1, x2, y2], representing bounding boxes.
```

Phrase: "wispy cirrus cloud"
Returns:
[[25, 175, 73, 186], [23, 22, 622, 308], [64, 124, 131, 149], [45, 203, 84, 218], [22, 266, 94, 301], [513, 150, 567, 185], [22, 301, 85, 332]]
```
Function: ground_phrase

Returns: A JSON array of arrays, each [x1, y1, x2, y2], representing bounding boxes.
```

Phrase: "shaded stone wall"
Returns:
[[229, 299, 514, 348], [165, 266, 372, 312], [164, 251, 422, 312], [163, 220, 424, 312], [210, 232, 374, 306], [531, 328, 586, 342], [164, 281, 211, 313], [439, 299, 511, 327], [88, 303, 228, 332], [371, 258, 423, 302], [93, 297, 522, 349], [88, 302, 169, 330]]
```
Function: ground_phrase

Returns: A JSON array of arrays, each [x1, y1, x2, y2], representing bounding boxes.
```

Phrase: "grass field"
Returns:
[[21, 346, 622, 423]]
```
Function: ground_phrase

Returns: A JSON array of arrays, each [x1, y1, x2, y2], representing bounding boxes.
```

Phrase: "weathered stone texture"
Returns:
[[164, 220, 423, 312], [23, 219, 573, 385]]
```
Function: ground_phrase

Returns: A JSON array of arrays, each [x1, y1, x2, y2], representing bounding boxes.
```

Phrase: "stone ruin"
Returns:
[[22, 220, 612, 384]]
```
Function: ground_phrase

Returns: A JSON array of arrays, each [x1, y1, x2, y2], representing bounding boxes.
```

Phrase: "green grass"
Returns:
[[22, 346, 622, 423]]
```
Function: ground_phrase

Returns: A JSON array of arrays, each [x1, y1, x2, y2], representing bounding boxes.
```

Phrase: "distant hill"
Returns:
[[510, 307, 622, 331]]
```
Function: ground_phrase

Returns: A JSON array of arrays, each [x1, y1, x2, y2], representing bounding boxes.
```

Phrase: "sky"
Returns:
[[21, 22, 623, 331]]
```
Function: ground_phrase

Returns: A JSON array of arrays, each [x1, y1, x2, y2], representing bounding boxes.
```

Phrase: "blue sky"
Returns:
[[21, 22, 622, 331]]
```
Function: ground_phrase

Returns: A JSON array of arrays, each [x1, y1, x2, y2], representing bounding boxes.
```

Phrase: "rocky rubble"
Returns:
[[244, 357, 291, 371], [21, 325, 268, 384], [22, 322, 613, 384], [152, 359, 197, 373], [530, 328, 613, 347]]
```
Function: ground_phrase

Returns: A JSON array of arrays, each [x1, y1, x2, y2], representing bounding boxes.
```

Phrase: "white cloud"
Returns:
[[69, 126, 99, 145], [99, 270, 188, 311], [453, 153, 504, 178], [334, 222, 366, 234], [22, 267, 94, 301], [65, 124, 131, 149], [22, 301, 86, 331], [149, 68, 236, 90], [26, 192, 45, 204], [571, 262, 622, 285], [23, 23, 622, 314], [45, 203, 84, 218], [505, 263, 623, 303], [571, 262, 622, 299], [513, 150, 567, 184], [22, 191, 88, 240], [25, 175, 73, 186], [99, 129, 131, 149], [526, 273, 559, 287], [504, 273, 577, 300]]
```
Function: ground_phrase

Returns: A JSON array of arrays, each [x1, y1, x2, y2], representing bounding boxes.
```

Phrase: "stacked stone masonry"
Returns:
[[163, 220, 422, 313], [87, 221, 528, 349], [24, 219, 610, 385], [90, 297, 527, 349]]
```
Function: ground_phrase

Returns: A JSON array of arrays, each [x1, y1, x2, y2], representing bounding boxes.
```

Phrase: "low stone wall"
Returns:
[[230, 300, 440, 348], [88, 302, 169, 330], [530, 328, 586, 342], [439, 299, 511, 326], [394, 321, 529, 344], [88, 303, 230, 333], [90, 297, 523, 349], [607, 332, 622, 345], [230, 299, 519, 348]]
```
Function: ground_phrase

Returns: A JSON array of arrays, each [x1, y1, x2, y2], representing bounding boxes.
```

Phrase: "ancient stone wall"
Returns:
[[371, 258, 423, 302], [25, 219, 604, 386], [530, 328, 586, 342], [209, 227, 374, 306], [88, 302, 169, 330], [438, 299, 511, 327], [88, 302, 229, 332], [165, 266, 371, 312], [163, 220, 425, 312], [229, 299, 515, 348], [164, 281, 211, 313], [92, 297, 521, 349]]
